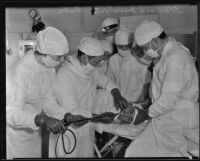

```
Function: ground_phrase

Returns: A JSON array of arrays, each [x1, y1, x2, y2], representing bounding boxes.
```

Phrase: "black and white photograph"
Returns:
[[2, 0, 199, 159]]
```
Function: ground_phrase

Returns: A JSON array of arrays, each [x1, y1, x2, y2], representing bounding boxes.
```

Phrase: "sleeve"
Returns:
[[44, 70, 92, 119], [136, 67, 151, 102], [6, 68, 39, 130], [149, 55, 186, 117], [94, 70, 118, 93], [42, 86, 67, 120], [143, 68, 152, 84]]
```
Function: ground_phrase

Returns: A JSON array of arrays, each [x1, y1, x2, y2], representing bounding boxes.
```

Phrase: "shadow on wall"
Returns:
[[168, 32, 197, 57]]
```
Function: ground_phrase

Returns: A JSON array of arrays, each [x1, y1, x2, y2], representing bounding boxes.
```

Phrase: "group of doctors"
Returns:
[[6, 17, 199, 159]]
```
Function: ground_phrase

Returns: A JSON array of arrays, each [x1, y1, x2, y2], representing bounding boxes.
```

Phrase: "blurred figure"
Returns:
[[92, 17, 119, 55]]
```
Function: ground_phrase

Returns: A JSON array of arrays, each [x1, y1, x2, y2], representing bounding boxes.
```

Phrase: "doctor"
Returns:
[[6, 27, 69, 159], [108, 28, 151, 103], [43, 37, 128, 157], [125, 20, 199, 157]]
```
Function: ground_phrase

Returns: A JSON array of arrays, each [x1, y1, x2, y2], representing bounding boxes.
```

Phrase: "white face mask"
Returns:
[[81, 55, 96, 75], [106, 36, 114, 43], [146, 41, 164, 58], [42, 55, 61, 68], [146, 47, 159, 58], [118, 49, 131, 57]]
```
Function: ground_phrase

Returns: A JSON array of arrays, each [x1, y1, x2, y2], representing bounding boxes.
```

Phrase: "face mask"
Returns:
[[42, 55, 61, 68], [118, 49, 131, 57], [146, 41, 165, 58], [106, 36, 114, 43], [81, 55, 96, 75]]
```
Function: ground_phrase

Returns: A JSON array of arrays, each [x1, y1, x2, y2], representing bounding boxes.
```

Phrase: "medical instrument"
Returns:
[[54, 113, 119, 157]]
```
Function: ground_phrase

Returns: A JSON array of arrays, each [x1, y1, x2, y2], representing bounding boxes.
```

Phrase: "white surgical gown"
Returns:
[[125, 38, 199, 157], [6, 50, 56, 159], [94, 53, 151, 114], [43, 56, 117, 158], [108, 53, 151, 102]]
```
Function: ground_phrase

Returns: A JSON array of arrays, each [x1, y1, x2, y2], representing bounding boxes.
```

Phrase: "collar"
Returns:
[[160, 37, 175, 58]]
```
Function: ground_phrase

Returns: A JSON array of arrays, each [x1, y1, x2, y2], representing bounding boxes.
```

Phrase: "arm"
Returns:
[[48, 71, 93, 119], [6, 69, 39, 130], [149, 56, 186, 117]]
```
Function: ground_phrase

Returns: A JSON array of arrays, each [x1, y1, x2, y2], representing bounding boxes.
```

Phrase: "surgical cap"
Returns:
[[36, 26, 69, 56], [78, 37, 104, 56], [100, 40, 113, 53], [101, 18, 118, 31], [135, 20, 164, 46], [115, 28, 134, 45]]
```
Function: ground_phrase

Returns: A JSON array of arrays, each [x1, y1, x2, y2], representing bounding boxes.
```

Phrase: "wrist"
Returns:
[[34, 114, 46, 127]]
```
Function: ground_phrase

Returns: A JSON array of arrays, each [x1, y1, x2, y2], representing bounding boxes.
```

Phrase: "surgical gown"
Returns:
[[125, 38, 199, 157], [95, 53, 151, 114], [108, 53, 151, 102], [6, 50, 56, 159], [43, 55, 117, 157]]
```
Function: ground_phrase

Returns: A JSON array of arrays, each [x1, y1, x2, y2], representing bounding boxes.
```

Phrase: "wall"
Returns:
[[5, 5, 197, 69]]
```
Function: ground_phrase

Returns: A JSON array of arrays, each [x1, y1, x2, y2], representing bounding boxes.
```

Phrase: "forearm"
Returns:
[[149, 92, 178, 117], [6, 105, 39, 130]]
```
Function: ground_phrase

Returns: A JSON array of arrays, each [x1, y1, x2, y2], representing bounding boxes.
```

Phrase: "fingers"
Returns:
[[47, 121, 64, 134]]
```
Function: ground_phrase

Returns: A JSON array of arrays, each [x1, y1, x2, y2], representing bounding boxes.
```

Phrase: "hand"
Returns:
[[111, 88, 129, 111], [34, 113, 63, 134], [139, 98, 152, 110], [133, 107, 150, 125], [45, 116, 63, 134], [64, 113, 89, 128], [117, 104, 135, 124], [91, 112, 116, 123]]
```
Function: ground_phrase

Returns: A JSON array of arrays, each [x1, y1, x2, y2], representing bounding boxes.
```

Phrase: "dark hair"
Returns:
[[158, 31, 167, 39], [77, 49, 86, 60], [34, 50, 47, 57], [32, 22, 45, 33]]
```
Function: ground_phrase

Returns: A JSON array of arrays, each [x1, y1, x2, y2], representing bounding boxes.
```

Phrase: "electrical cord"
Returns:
[[55, 127, 77, 158]]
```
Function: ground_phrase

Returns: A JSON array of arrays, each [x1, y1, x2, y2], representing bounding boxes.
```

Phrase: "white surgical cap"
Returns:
[[100, 40, 113, 53], [101, 18, 118, 29], [115, 28, 133, 45], [135, 20, 164, 46], [78, 37, 104, 56], [36, 26, 69, 56]]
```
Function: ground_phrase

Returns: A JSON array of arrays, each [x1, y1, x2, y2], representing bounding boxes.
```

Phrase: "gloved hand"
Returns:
[[116, 104, 135, 124], [64, 113, 90, 128], [91, 112, 117, 123], [133, 106, 151, 125], [111, 88, 129, 111], [132, 97, 152, 110], [35, 112, 63, 134]]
